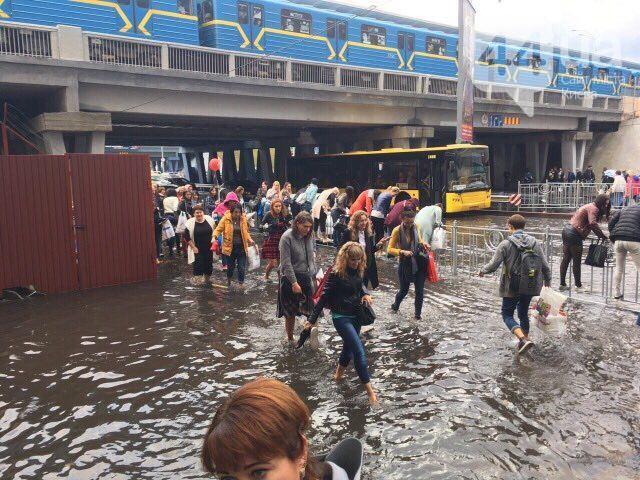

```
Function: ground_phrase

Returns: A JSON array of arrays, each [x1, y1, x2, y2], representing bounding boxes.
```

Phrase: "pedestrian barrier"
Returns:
[[433, 222, 639, 307], [517, 182, 627, 211]]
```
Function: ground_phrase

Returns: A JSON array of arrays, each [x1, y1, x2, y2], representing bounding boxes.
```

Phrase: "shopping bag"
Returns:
[[431, 226, 446, 250], [585, 240, 607, 268], [175, 212, 188, 234], [538, 286, 567, 315], [427, 252, 439, 283], [325, 212, 334, 237], [530, 308, 568, 336], [161, 220, 175, 241], [247, 245, 261, 271], [313, 266, 332, 305]]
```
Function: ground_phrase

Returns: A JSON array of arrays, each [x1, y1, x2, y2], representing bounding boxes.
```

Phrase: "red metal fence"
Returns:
[[0, 154, 156, 294]]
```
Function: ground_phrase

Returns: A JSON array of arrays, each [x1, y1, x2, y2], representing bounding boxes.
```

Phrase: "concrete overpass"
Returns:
[[0, 22, 625, 186]]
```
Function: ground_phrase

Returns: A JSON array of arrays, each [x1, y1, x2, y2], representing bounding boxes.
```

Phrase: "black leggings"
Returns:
[[371, 216, 385, 243], [314, 209, 327, 234], [560, 226, 583, 287]]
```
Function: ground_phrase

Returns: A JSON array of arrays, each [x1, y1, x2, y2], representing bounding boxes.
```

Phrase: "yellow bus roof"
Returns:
[[310, 144, 488, 158]]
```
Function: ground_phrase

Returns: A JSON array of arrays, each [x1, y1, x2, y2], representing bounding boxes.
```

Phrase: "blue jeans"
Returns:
[[332, 314, 370, 384], [501, 295, 534, 334], [612, 192, 624, 207], [226, 248, 247, 283]]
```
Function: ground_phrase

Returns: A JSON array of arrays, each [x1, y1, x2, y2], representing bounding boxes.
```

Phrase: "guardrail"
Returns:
[[0, 22, 629, 111], [435, 223, 639, 306], [517, 182, 632, 211]]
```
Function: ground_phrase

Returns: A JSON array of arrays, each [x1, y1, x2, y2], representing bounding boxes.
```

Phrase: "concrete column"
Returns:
[[576, 140, 587, 171], [88, 131, 105, 153], [525, 142, 539, 178], [561, 138, 577, 172], [42, 131, 66, 154], [538, 142, 550, 182], [273, 145, 289, 179], [196, 151, 207, 183], [258, 148, 273, 184], [222, 148, 238, 185], [57, 26, 84, 61], [391, 138, 410, 149], [492, 143, 506, 189], [409, 137, 428, 149]]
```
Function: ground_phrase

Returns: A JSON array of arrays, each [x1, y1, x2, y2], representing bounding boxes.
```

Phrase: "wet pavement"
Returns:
[[1, 214, 639, 479]]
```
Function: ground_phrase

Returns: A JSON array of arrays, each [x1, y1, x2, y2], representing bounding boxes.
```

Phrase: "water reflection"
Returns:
[[0, 215, 639, 479]]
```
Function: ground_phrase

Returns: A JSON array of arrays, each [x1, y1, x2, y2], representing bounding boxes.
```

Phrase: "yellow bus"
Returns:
[[287, 144, 491, 214]]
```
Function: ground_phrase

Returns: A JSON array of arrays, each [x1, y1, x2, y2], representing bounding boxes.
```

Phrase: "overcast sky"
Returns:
[[344, 0, 640, 64]]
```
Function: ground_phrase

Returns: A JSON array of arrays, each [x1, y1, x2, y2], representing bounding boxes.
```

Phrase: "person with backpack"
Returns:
[[479, 214, 551, 354]]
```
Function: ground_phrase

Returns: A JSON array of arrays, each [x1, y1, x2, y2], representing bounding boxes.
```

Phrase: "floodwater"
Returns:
[[1, 215, 639, 479]]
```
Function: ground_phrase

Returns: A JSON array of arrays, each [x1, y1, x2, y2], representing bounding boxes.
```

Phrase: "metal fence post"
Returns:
[[452, 220, 458, 276]]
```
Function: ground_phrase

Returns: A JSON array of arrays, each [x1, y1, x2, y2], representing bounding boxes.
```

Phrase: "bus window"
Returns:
[[201, 0, 212, 21], [281, 9, 312, 34], [445, 149, 490, 192], [361, 25, 386, 46], [374, 160, 418, 190], [238, 2, 248, 24], [426, 36, 446, 56]]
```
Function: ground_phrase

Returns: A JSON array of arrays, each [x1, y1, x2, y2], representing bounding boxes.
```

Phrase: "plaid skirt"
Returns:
[[262, 232, 282, 260], [277, 274, 314, 319]]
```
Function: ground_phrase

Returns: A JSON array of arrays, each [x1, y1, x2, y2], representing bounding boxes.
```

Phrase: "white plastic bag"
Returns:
[[247, 245, 261, 271], [161, 220, 175, 241], [175, 212, 188, 234], [530, 309, 567, 336], [431, 226, 446, 250], [325, 212, 334, 236], [538, 286, 567, 316]]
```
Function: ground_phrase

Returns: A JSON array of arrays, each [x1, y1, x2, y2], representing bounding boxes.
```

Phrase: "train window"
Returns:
[[582, 66, 592, 78], [253, 5, 263, 27], [177, 0, 192, 15], [281, 9, 312, 34], [338, 22, 346, 40], [511, 52, 521, 66], [361, 25, 386, 46], [566, 62, 577, 75], [529, 53, 541, 69], [327, 19, 336, 39], [597, 68, 608, 80], [136, 0, 149, 7], [117, 0, 130, 4], [398, 33, 404, 50], [479, 47, 495, 64], [238, 2, 248, 24], [630, 76, 637, 86], [201, 0, 213, 22], [407, 35, 414, 51], [426, 37, 446, 56]]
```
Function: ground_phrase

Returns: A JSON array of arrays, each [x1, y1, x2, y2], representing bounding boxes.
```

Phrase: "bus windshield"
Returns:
[[446, 148, 490, 192]]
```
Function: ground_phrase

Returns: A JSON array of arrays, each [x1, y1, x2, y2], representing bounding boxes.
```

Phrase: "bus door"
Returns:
[[115, 0, 152, 35], [397, 31, 415, 67], [418, 153, 445, 207], [238, 2, 264, 48]]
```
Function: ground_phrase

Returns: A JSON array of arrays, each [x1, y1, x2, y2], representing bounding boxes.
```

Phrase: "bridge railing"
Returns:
[[0, 21, 628, 112]]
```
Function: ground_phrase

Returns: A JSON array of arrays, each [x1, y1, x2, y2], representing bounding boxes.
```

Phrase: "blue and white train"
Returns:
[[1, 0, 639, 96]]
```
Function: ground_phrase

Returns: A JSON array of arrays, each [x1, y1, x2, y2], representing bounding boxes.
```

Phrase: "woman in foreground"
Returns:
[[202, 377, 363, 480]]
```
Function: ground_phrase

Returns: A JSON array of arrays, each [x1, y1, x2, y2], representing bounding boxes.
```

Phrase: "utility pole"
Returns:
[[456, 0, 476, 144]]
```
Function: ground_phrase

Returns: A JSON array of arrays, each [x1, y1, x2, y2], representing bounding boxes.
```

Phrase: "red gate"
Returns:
[[0, 154, 157, 294]]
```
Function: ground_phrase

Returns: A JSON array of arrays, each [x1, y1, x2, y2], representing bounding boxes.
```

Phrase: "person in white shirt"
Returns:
[[611, 170, 627, 207]]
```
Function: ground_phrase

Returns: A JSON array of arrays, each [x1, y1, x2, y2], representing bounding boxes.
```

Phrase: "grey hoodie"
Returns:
[[278, 228, 317, 284], [481, 230, 552, 297]]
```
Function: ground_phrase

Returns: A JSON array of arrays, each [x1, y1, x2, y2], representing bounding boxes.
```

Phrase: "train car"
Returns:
[[0, 0, 199, 44], [407, 28, 458, 79], [620, 69, 640, 97], [587, 61, 618, 96]]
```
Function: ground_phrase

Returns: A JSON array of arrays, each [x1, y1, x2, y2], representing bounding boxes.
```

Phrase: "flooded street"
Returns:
[[1, 214, 639, 479]]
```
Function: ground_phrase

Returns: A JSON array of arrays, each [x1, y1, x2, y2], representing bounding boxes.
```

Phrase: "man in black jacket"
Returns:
[[608, 204, 640, 325]]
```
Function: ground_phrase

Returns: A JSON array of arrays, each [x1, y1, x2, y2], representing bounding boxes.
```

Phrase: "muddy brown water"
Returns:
[[1, 215, 639, 479]]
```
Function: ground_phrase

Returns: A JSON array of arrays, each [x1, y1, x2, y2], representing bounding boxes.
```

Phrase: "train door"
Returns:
[[327, 18, 347, 60], [238, 2, 263, 49], [116, 0, 151, 35], [397, 31, 415, 66]]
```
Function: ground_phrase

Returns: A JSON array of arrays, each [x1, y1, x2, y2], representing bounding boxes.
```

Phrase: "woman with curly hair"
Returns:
[[338, 210, 387, 289], [261, 198, 292, 280], [303, 242, 377, 404]]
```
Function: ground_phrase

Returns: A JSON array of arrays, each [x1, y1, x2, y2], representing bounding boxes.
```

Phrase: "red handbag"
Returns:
[[427, 252, 439, 283], [313, 266, 332, 305]]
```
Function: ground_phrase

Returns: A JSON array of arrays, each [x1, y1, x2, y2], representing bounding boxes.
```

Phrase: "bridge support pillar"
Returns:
[[561, 131, 592, 172], [31, 112, 111, 154], [538, 142, 550, 182]]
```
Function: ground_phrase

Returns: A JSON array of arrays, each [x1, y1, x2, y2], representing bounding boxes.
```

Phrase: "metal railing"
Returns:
[[517, 182, 630, 211], [435, 223, 639, 306], [0, 23, 631, 112], [87, 35, 162, 68], [0, 23, 52, 57]]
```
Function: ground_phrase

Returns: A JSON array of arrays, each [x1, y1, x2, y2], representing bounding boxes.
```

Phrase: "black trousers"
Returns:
[[560, 226, 583, 287]]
